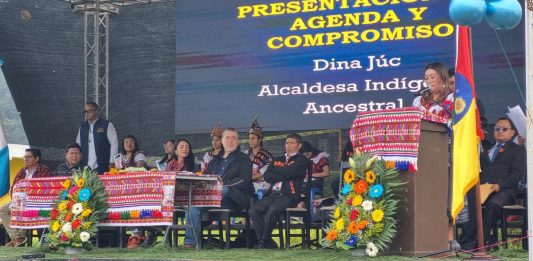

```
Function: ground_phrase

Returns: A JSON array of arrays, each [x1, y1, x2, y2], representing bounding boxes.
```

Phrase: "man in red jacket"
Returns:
[[0, 148, 51, 247]]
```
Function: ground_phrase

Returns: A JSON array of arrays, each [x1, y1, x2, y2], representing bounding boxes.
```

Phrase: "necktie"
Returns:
[[490, 143, 503, 162]]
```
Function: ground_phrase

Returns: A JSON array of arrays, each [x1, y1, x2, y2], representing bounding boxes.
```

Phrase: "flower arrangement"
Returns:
[[105, 167, 148, 175], [45, 167, 108, 250], [321, 152, 406, 257]]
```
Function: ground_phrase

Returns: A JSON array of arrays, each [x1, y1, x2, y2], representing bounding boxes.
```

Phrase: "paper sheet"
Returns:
[[506, 105, 526, 137], [480, 184, 494, 204]]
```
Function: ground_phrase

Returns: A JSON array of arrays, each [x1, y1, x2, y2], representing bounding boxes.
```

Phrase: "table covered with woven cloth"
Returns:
[[9, 171, 222, 229]]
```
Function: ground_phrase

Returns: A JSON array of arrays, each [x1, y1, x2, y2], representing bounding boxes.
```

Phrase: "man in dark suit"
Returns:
[[249, 133, 308, 249], [183, 127, 252, 247], [206, 127, 252, 211], [479, 117, 525, 245]]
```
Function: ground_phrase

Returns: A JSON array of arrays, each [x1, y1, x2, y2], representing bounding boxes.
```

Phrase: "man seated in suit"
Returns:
[[249, 133, 308, 249], [183, 127, 252, 248], [479, 117, 525, 245]]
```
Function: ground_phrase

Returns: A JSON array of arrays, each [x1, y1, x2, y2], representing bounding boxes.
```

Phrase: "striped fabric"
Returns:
[[350, 107, 423, 169], [10, 172, 178, 228], [174, 172, 222, 208]]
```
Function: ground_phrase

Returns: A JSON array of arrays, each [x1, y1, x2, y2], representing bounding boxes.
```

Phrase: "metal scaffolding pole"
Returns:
[[62, 0, 173, 119], [84, 9, 109, 118]]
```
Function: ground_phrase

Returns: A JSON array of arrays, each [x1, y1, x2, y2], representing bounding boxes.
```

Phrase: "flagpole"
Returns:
[[464, 27, 490, 259], [524, 1, 533, 259]]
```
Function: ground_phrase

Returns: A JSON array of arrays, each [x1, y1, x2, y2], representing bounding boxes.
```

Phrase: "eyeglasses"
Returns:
[[494, 127, 510, 132], [84, 109, 96, 114]]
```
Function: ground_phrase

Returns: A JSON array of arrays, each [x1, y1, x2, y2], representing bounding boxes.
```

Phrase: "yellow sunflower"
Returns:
[[372, 209, 385, 223], [343, 169, 356, 184], [57, 201, 67, 211], [352, 195, 363, 206], [81, 208, 92, 218], [76, 178, 85, 187], [385, 160, 396, 170], [365, 171, 376, 184], [335, 218, 345, 231], [334, 208, 341, 219], [61, 179, 71, 189], [52, 221, 61, 232]]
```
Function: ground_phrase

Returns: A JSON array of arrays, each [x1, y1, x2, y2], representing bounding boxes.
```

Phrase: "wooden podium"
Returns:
[[388, 121, 450, 255]]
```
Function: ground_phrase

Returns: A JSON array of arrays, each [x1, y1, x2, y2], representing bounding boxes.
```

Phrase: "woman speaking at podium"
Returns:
[[412, 62, 454, 123]]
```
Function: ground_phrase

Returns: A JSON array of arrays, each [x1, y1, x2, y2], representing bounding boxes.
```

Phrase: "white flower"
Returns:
[[362, 200, 373, 211], [62, 222, 72, 233], [79, 231, 90, 242], [72, 203, 84, 215], [366, 242, 378, 257]]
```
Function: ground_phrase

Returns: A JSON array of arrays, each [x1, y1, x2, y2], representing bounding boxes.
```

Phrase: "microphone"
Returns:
[[413, 86, 431, 96]]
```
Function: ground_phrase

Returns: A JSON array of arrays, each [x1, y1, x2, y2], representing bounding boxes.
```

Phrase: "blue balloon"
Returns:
[[485, 0, 523, 30], [449, 0, 486, 26]]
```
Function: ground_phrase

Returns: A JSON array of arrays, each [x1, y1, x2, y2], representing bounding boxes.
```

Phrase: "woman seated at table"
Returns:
[[113, 135, 147, 169], [412, 62, 454, 123], [156, 139, 176, 171], [201, 126, 223, 172], [167, 138, 196, 172]]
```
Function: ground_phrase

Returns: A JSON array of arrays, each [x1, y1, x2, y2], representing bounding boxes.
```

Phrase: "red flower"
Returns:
[[67, 200, 75, 210], [60, 234, 69, 242], [350, 209, 359, 221], [346, 198, 353, 206], [72, 219, 81, 229], [50, 209, 58, 219]]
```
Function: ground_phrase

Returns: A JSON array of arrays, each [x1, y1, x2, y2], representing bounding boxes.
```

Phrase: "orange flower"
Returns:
[[355, 180, 369, 194], [65, 212, 73, 222], [326, 229, 338, 241], [107, 168, 120, 175], [357, 220, 368, 230], [385, 160, 396, 170], [347, 221, 358, 234]]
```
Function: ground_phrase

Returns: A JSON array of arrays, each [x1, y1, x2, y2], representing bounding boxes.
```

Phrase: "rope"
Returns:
[[492, 29, 533, 127], [438, 234, 530, 259]]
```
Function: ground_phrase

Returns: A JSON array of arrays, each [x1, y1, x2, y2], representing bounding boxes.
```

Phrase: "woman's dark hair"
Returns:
[[424, 62, 451, 103], [341, 141, 354, 161], [174, 138, 196, 171], [159, 139, 176, 164], [121, 135, 140, 164], [301, 141, 320, 155], [448, 67, 455, 78]]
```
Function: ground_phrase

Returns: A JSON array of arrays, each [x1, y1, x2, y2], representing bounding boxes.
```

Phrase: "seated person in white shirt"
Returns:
[[113, 135, 147, 169]]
